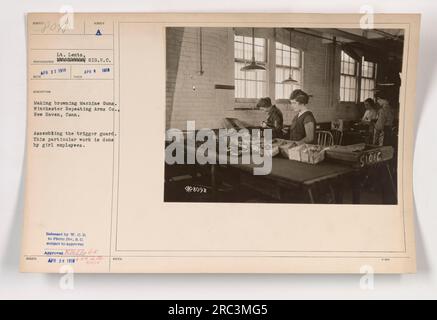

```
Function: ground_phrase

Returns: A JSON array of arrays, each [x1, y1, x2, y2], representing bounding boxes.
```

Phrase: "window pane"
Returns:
[[236, 62, 247, 79], [276, 67, 284, 82], [246, 69, 256, 80], [234, 34, 268, 99], [291, 52, 299, 67], [235, 35, 243, 42], [345, 76, 350, 88], [283, 50, 290, 66], [351, 62, 356, 75], [255, 45, 264, 62], [292, 69, 301, 82], [257, 70, 266, 82], [360, 78, 376, 102], [341, 51, 357, 76], [276, 49, 282, 66], [367, 64, 373, 78], [254, 37, 264, 46], [235, 79, 244, 98], [257, 81, 266, 98], [244, 43, 252, 61], [362, 62, 368, 77], [276, 83, 283, 100], [362, 60, 376, 78], [340, 74, 358, 102], [284, 83, 292, 99], [246, 80, 256, 98], [275, 42, 303, 100], [235, 41, 244, 60]]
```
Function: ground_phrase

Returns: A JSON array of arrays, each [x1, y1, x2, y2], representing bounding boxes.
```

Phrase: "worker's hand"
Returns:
[[261, 121, 267, 128]]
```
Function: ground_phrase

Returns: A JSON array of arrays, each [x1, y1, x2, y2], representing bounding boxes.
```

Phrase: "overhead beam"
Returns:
[[304, 28, 403, 59], [372, 29, 403, 41], [314, 28, 388, 50]]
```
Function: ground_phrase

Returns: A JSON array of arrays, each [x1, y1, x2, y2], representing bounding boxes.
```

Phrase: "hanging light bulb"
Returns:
[[282, 29, 298, 84], [377, 76, 395, 86], [240, 28, 266, 72]]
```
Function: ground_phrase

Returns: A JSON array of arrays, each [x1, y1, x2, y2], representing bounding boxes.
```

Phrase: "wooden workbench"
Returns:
[[212, 158, 355, 203]]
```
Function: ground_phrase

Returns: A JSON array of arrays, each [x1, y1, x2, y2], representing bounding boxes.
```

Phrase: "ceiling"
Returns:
[[287, 28, 404, 60]]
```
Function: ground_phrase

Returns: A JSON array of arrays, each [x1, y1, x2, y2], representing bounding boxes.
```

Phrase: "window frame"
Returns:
[[274, 41, 304, 101], [360, 58, 378, 102], [234, 34, 268, 101], [340, 50, 359, 103]]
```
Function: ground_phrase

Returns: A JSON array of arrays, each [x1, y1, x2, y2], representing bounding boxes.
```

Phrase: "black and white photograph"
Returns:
[[3, 0, 434, 297], [165, 26, 403, 204]]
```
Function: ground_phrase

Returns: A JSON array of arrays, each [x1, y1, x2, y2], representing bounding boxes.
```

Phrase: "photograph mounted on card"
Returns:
[[21, 13, 419, 273]]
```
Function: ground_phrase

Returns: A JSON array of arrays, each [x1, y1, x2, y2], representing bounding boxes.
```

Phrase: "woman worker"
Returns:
[[374, 91, 394, 146], [361, 98, 378, 144], [288, 89, 317, 144], [257, 97, 284, 138], [361, 98, 378, 123]]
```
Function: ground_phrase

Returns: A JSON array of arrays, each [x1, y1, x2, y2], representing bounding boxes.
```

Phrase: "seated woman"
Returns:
[[257, 97, 284, 138], [288, 89, 316, 144]]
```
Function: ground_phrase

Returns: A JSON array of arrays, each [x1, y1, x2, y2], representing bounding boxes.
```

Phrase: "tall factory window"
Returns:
[[340, 50, 358, 102], [360, 59, 378, 102], [275, 42, 303, 100], [234, 35, 267, 99]]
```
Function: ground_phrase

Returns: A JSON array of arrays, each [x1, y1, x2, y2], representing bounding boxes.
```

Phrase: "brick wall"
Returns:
[[166, 27, 361, 130], [166, 27, 233, 129]]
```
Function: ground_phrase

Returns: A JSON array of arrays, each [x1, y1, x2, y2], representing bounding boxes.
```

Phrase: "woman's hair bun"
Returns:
[[290, 89, 310, 105]]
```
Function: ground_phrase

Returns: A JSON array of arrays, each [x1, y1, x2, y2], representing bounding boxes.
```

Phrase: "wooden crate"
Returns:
[[326, 143, 394, 168]]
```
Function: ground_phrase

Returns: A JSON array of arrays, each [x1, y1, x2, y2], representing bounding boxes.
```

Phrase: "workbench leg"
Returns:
[[333, 178, 344, 204], [328, 184, 337, 204], [307, 188, 315, 204], [351, 172, 361, 204], [385, 163, 397, 204], [210, 164, 217, 201]]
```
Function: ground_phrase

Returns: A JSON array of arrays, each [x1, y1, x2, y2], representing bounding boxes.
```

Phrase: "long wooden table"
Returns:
[[212, 158, 355, 203], [211, 156, 396, 204], [167, 143, 395, 203]]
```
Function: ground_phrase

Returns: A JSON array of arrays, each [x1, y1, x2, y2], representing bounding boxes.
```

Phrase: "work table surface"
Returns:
[[227, 157, 354, 185]]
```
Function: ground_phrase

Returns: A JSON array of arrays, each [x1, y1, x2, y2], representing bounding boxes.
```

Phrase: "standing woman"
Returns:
[[374, 92, 394, 146], [361, 98, 378, 144], [361, 98, 378, 123], [288, 89, 317, 144]]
